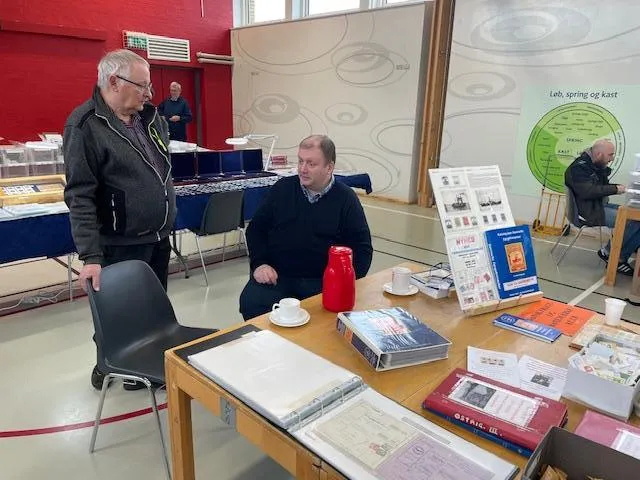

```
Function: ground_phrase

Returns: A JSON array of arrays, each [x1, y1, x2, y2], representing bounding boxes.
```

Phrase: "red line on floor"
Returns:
[[0, 403, 167, 438]]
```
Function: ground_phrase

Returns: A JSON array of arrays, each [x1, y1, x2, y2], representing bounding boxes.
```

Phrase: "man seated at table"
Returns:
[[565, 139, 640, 275], [239, 135, 373, 320]]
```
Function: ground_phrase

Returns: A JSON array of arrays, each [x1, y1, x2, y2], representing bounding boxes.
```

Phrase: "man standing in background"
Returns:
[[158, 81, 192, 142]]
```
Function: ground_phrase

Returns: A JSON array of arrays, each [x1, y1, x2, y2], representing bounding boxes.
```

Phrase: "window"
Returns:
[[248, 0, 286, 23], [308, 0, 361, 16]]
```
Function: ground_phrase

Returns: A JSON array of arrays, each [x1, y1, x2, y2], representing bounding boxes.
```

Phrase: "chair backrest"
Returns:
[[564, 186, 583, 226], [87, 260, 180, 368], [200, 189, 245, 234]]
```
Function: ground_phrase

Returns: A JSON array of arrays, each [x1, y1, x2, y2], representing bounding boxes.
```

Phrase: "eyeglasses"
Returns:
[[115, 75, 153, 94]]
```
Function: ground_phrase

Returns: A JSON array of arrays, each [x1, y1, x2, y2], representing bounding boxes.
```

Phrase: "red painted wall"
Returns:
[[0, 0, 233, 148]]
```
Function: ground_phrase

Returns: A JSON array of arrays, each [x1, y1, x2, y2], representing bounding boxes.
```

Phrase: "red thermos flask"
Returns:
[[322, 246, 356, 312]]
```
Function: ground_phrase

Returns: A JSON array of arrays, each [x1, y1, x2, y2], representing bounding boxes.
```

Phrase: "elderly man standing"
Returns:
[[239, 135, 373, 320], [64, 49, 176, 390], [158, 81, 192, 142], [565, 138, 640, 275]]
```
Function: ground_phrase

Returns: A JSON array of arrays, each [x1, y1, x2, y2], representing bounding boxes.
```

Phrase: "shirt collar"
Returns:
[[301, 175, 335, 203]]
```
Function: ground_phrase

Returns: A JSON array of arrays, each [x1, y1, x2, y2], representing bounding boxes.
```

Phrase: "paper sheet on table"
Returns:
[[467, 346, 520, 387], [517, 355, 567, 401], [613, 430, 640, 459], [292, 388, 518, 480]]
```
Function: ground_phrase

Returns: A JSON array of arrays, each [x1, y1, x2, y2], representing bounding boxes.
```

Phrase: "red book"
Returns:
[[574, 410, 640, 459], [423, 368, 568, 452]]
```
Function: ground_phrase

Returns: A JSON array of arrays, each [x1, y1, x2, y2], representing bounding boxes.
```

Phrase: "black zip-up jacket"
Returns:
[[564, 151, 619, 226], [63, 86, 176, 264]]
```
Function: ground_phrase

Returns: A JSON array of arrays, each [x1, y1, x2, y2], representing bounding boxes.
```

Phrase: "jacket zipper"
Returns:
[[95, 111, 170, 237], [111, 195, 117, 231], [146, 111, 171, 240]]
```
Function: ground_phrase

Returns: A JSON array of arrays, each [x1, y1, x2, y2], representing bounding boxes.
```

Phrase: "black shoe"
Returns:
[[123, 379, 163, 391], [91, 365, 111, 391], [617, 262, 634, 276], [597, 248, 609, 263]]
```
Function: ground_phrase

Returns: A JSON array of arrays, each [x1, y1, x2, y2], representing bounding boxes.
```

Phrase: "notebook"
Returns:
[[197, 151, 223, 180], [220, 150, 245, 176], [170, 151, 197, 182], [188, 330, 519, 480]]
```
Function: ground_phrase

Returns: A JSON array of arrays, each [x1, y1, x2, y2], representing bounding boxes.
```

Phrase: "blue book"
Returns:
[[485, 225, 539, 299], [336, 307, 451, 371], [493, 313, 562, 343], [426, 408, 533, 457]]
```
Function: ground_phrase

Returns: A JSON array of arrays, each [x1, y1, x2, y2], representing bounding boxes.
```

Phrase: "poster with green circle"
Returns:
[[526, 102, 625, 192]]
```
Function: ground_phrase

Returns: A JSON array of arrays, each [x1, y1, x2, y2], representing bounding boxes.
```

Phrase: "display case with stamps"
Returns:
[[0, 175, 66, 207]]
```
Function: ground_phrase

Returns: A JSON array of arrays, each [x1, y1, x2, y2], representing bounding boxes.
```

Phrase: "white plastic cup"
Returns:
[[272, 298, 301, 322], [391, 267, 412, 294], [604, 298, 627, 326]]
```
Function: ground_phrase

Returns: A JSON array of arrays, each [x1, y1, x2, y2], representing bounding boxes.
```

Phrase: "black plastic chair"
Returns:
[[86, 260, 217, 478], [190, 189, 247, 286], [550, 187, 605, 265]]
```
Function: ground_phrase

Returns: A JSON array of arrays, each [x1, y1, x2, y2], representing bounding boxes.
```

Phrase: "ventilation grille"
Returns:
[[146, 35, 190, 62]]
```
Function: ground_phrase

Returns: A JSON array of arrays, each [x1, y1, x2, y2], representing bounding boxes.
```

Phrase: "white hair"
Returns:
[[170, 82, 182, 89], [97, 49, 149, 88]]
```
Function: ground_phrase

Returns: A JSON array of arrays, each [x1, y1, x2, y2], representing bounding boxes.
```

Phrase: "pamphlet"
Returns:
[[467, 346, 520, 387]]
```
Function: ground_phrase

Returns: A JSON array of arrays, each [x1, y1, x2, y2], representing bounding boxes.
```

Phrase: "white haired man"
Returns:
[[63, 49, 176, 390], [158, 81, 192, 141]]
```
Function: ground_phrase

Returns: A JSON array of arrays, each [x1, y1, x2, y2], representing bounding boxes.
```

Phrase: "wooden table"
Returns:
[[605, 204, 640, 286], [165, 263, 640, 479]]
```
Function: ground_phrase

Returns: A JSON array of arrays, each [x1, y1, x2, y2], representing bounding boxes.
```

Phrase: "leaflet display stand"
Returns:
[[429, 165, 542, 316]]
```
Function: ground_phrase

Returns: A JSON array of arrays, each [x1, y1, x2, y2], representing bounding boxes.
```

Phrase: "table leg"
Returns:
[[171, 230, 190, 278], [605, 206, 628, 286], [166, 361, 195, 480]]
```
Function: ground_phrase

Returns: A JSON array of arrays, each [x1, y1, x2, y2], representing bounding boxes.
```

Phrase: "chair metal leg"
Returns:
[[556, 226, 585, 265], [238, 227, 249, 256], [550, 231, 564, 255], [68, 253, 74, 302], [89, 373, 112, 452], [222, 232, 227, 262], [146, 384, 172, 480], [194, 236, 209, 286]]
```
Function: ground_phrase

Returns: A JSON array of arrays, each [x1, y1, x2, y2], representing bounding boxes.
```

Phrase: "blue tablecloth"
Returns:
[[0, 173, 372, 264]]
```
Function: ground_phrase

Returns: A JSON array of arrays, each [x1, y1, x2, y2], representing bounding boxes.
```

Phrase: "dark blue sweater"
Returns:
[[247, 175, 373, 279], [158, 96, 192, 142]]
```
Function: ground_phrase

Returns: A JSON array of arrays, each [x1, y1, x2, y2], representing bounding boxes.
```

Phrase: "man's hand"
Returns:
[[169, 115, 180, 122], [79, 264, 102, 292], [253, 264, 278, 285], [617, 184, 626, 194]]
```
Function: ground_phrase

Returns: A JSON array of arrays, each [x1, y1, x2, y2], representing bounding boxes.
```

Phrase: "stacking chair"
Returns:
[[190, 189, 247, 286], [86, 260, 217, 479], [550, 187, 605, 265]]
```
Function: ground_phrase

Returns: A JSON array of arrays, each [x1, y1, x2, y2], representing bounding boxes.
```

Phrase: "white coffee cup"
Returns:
[[272, 298, 301, 322], [604, 298, 627, 326], [391, 267, 412, 294]]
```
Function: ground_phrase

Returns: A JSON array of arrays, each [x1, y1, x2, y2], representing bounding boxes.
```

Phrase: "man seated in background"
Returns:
[[239, 135, 373, 320], [565, 139, 640, 275]]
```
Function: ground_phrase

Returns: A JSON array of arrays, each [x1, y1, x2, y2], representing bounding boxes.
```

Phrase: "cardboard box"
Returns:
[[522, 427, 640, 480], [564, 335, 640, 420]]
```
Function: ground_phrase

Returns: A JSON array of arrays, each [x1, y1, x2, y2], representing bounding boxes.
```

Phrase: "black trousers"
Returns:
[[101, 237, 171, 290], [239, 276, 322, 321], [94, 237, 171, 365]]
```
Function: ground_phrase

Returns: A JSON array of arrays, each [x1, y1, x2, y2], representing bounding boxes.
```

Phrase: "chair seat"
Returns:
[[101, 325, 216, 384]]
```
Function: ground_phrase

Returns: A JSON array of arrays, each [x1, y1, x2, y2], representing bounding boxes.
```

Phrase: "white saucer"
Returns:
[[383, 282, 419, 296], [269, 308, 310, 328]]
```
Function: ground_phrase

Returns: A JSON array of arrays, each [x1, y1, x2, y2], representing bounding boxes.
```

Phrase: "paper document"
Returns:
[[449, 376, 539, 428], [467, 346, 520, 387], [517, 355, 567, 401], [612, 430, 640, 459], [294, 388, 516, 480]]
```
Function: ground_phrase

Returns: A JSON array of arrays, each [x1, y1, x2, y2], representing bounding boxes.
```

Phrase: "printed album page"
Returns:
[[429, 166, 515, 311], [292, 387, 518, 480]]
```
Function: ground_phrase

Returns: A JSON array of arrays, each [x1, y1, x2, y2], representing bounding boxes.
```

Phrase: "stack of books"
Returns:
[[336, 307, 451, 371], [423, 368, 568, 456]]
